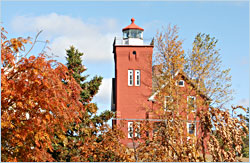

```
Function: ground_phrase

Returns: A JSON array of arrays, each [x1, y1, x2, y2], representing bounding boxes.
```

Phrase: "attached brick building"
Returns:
[[111, 18, 209, 148]]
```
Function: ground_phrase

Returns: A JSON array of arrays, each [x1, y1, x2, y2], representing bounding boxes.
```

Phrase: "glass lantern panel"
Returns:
[[138, 31, 142, 39], [123, 29, 143, 39], [123, 31, 129, 39], [130, 29, 137, 38]]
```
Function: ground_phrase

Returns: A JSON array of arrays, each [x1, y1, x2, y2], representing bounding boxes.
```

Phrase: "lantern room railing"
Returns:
[[114, 37, 154, 46]]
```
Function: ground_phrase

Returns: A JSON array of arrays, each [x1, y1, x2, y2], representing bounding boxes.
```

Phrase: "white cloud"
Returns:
[[237, 98, 249, 107], [92, 78, 112, 108], [10, 13, 119, 111], [11, 13, 120, 63]]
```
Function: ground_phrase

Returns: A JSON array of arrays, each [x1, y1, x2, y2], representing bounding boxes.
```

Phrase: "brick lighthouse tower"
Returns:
[[111, 18, 154, 147]]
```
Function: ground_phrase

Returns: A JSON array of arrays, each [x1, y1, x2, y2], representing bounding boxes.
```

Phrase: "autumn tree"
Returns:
[[123, 25, 201, 162], [133, 25, 204, 162], [51, 46, 129, 162], [127, 25, 248, 162], [2, 25, 247, 162], [202, 106, 248, 161], [241, 107, 249, 157], [184, 33, 233, 108], [1, 28, 84, 162], [1, 28, 129, 162], [183, 33, 246, 161]]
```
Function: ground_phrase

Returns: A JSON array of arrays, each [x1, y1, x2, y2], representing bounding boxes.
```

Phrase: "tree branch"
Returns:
[[24, 30, 43, 57]]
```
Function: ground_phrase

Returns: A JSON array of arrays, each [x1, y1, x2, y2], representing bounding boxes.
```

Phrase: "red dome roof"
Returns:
[[122, 18, 144, 31]]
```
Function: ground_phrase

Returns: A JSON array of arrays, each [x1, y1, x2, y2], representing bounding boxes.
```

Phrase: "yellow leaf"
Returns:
[[45, 114, 50, 121]]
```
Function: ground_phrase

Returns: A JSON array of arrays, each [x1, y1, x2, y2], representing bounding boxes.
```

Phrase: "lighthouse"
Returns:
[[111, 18, 154, 147], [122, 17, 144, 45]]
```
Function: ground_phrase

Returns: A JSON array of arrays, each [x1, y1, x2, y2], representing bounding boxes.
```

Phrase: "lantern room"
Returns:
[[122, 18, 144, 45]]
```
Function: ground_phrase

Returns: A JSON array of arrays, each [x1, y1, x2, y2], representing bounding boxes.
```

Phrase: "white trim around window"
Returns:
[[135, 70, 141, 86], [135, 122, 140, 138], [128, 70, 133, 86], [187, 122, 196, 136], [187, 96, 196, 112], [128, 122, 133, 138], [176, 80, 185, 87], [164, 96, 173, 111]]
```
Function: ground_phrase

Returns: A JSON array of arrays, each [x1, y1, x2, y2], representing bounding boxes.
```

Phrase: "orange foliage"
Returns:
[[1, 27, 84, 162], [1, 26, 248, 162]]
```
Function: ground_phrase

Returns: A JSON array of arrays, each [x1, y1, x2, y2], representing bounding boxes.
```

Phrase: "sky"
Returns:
[[1, 1, 249, 116]]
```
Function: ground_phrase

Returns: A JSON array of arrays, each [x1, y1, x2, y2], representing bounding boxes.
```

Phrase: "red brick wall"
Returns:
[[113, 45, 153, 146], [113, 46, 209, 151], [151, 75, 210, 152]]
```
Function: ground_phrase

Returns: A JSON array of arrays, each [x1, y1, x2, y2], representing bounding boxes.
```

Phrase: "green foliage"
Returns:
[[242, 135, 249, 157], [92, 110, 114, 127], [81, 76, 103, 103], [51, 45, 116, 162], [66, 46, 86, 83], [66, 46, 103, 103]]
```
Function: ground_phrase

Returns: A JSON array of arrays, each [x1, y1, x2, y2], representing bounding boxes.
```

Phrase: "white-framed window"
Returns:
[[176, 80, 185, 87], [128, 122, 140, 138], [135, 122, 140, 138], [135, 70, 140, 86], [128, 70, 133, 86], [128, 122, 133, 138], [164, 96, 173, 110], [187, 96, 196, 112], [187, 122, 196, 136]]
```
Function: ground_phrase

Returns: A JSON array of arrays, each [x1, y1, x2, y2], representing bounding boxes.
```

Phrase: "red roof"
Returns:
[[122, 18, 144, 31]]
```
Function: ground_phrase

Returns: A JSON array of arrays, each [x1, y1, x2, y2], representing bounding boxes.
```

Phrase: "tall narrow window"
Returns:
[[187, 96, 196, 112], [135, 70, 140, 86], [135, 122, 140, 138], [128, 70, 133, 86], [128, 122, 133, 138], [187, 123, 196, 136]]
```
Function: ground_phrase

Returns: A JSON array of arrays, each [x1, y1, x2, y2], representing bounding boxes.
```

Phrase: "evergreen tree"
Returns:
[[66, 46, 102, 104], [51, 46, 116, 161]]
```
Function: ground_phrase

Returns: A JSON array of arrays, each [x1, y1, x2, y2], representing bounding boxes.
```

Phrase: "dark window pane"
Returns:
[[189, 124, 195, 134], [178, 80, 184, 86]]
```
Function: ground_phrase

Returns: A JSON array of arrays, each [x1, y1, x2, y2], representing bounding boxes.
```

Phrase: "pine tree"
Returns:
[[51, 46, 116, 161], [66, 46, 102, 104], [65, 46, 113, 125]]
